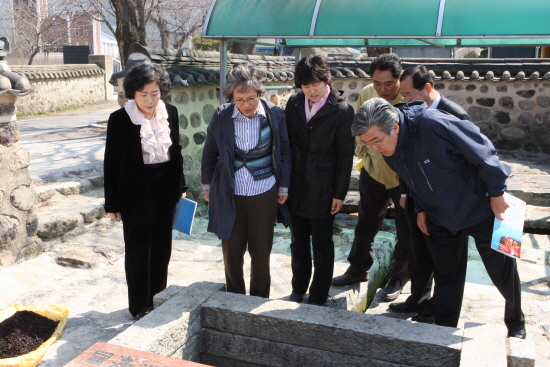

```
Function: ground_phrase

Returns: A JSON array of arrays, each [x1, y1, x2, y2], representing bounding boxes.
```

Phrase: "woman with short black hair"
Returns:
[[104, 62, 187, 320], [285, 55, 354, 306]]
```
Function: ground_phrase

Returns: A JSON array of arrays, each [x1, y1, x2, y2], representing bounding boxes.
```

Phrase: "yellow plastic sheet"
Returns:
[[0, 304, 69, 367]]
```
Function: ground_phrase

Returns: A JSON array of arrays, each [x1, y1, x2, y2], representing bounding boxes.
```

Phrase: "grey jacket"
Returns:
[[201, 99, 291, 239]]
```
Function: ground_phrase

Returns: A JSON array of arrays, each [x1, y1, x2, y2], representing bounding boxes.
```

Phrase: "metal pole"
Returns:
[[295, 48, 301, 64], [219, 39, 228, 104]]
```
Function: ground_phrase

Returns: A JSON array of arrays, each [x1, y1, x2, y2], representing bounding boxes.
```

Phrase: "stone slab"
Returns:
[[201, 292, 462, 367], [109, 282, 223, 357], [171, 333, 201, 363], [154, 284, 187, 308], [507, 337, 536, 367], [460, 322, 507, 367], [35, 188, 106, 240], [201, 354, 265, 367], [63, 341, 209, 367], [201, 329, 404, 367]]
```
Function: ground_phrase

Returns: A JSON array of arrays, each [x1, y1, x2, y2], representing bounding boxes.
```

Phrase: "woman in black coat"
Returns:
[[285, 55, 354, 306], [104, 62, 187, 320]]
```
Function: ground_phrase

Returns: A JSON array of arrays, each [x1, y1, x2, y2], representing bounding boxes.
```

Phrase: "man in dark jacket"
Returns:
[[350, 98, 525, 339], [388, 65, 471, 323]]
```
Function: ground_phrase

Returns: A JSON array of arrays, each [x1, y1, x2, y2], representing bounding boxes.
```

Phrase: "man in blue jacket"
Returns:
[[351, 98, 525, 339]]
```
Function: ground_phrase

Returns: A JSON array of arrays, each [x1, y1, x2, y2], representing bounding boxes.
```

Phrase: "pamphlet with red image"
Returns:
[[491, 193, 526, 259]]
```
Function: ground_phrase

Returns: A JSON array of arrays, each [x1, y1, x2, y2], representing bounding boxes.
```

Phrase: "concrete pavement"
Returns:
[[17, 100, 118, 135]]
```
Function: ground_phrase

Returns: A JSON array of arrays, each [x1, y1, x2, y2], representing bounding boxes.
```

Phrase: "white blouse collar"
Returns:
[[125, 99, 172, 164]]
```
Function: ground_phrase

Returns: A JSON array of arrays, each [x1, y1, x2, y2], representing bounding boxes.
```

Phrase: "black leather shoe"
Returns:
[[306, 299, 326, 306], [411, 312, 436, 324], [380, 280, 403, 302], [332, 273, 368, 286], [134, 310, 150, 320], [389, 302, 420, 313], [508, 327, 526, 339], [289, 292, 304, 303]]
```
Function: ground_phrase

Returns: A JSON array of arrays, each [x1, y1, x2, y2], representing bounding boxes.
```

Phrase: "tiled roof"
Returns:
[[110, 43, 550, 88], [11, 64, 105, 80]]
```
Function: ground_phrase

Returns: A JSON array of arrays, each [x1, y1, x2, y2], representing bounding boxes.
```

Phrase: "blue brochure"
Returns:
[[173, 197, 197, 235], [491, 193, 525, 259]]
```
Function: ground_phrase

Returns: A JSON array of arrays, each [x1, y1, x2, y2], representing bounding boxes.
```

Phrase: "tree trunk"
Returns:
[[28, 47, 40, 65], [109, 0, 147, 65], [152, 15, 170, 49]]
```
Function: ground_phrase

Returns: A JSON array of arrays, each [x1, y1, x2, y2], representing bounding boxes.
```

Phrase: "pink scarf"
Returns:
[[305, 85, 331, 123]]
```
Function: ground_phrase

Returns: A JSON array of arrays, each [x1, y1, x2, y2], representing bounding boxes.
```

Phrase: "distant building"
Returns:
[[9, 0, 119, 62]]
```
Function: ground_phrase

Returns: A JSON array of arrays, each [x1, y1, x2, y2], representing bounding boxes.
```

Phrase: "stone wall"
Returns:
[[11, 64, 106, 116], [330, 78, 550, 154], [433, 80, 550, 153]]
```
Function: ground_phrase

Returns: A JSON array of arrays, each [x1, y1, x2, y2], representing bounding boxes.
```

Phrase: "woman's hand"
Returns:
[[108, 212, 121, 222], [278, 196, 288, 205], [330, 199, 344, 215], [202, 193, 210, 202]]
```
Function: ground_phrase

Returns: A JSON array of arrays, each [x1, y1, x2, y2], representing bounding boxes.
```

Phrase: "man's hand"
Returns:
[[108, 212, 121, 222], [399, 196, 406, 209], [417, 211, 429, 235], [202, 193, 209, 202], [490, 195, 509, 221], [278, 196, 288, 205], [330, 199, 344, 215]]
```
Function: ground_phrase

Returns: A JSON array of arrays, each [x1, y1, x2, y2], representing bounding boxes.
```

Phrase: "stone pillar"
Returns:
[[89, 54, 114, 100], [0, 39, 40, 267]]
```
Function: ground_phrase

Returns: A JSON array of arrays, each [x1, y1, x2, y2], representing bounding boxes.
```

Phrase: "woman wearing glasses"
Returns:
[[201, 63, 291, 298], [285, 55, 354, 305]]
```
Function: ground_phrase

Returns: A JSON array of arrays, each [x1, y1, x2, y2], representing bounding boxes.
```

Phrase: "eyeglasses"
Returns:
[[364, 132, 389, 148], [402, 89, 420, 101], [234, 96, 259, 106]]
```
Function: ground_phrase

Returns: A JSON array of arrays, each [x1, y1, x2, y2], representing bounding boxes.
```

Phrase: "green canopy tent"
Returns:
[[202, 0, 550, 101]]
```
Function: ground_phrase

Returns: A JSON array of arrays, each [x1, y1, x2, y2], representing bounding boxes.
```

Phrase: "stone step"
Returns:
[[35, 175, 104, 204], [524, 203, 550, 233], [35, 187, 107, 243]]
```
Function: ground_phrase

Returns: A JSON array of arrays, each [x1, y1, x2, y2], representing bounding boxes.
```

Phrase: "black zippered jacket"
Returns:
[[285, 88, 354, 219], [384, 102, 511, 232]]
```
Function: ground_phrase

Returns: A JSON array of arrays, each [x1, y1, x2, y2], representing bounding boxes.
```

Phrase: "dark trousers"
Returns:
[[221, 185, 278, 298], [121, 162, 178, 317], [404, 197, 434, 313], [427, 214, 524, 331], [346, 168, 410, 285], [290, 214, 336, 305]]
